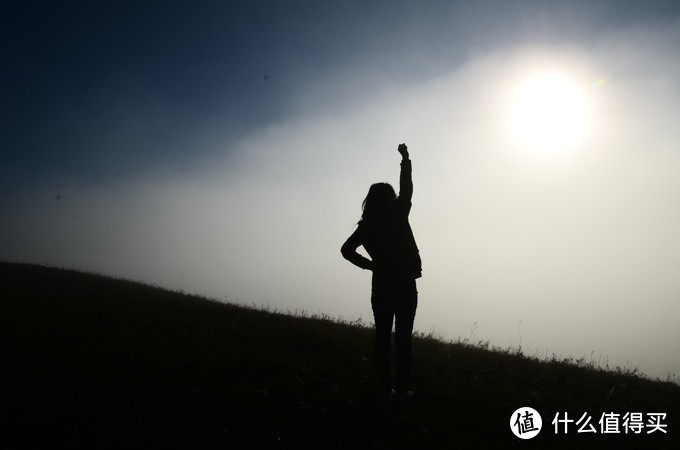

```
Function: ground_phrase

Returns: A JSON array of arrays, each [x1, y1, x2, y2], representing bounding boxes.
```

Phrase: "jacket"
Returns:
[[341, 158, 422, 279]]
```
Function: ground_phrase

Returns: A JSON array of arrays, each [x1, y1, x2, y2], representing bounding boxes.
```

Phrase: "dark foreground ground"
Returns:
[[2, 262, 678, 449]]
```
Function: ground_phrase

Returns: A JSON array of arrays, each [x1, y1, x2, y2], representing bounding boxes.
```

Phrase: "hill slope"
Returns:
[[1, 262, 678, 449]]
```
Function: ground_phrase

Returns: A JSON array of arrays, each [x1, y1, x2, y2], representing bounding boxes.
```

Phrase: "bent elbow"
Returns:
[[340, 243, 353, 261]]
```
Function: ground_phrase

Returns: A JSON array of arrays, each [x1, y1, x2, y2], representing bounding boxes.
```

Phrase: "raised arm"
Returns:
[[397, 143, 413, 202]]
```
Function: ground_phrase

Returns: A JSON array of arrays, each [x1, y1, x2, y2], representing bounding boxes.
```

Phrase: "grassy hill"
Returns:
[[2, 262, 678, 449]]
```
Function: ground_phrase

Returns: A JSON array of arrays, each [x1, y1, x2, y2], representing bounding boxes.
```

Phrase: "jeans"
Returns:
[[371, 274, 418, 395]]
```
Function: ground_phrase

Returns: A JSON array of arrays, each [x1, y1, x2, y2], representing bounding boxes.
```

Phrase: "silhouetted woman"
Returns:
[[341, 143, 422, 400]]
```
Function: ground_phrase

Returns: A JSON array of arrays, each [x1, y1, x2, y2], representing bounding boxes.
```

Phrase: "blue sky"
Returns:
[[3, 1, 680, 379], [5, 0, 679, 183]]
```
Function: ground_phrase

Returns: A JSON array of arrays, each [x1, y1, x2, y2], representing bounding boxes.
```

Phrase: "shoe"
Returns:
[[394, 390, 415, 402], [379, 388, 396, 401]]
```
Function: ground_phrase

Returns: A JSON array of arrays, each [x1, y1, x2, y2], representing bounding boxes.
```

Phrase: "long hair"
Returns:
[[361, 182, 396, 222]]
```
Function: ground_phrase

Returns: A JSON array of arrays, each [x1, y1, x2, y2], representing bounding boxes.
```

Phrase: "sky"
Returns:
[[2, 0, 680, 380]]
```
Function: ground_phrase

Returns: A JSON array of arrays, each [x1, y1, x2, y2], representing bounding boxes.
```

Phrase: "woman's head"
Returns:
[[362, 182, 396, 220]]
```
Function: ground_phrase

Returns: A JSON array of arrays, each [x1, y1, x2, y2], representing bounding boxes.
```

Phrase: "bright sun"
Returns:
[[506, 71, 591, 154]]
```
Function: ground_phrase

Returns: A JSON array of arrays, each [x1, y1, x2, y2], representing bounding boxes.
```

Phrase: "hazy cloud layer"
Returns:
[[3, 5, 680, 379]]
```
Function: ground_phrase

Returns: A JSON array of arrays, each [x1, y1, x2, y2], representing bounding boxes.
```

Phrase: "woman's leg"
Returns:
[[372, 293, 394, 396], [394, 280, 418, 394]]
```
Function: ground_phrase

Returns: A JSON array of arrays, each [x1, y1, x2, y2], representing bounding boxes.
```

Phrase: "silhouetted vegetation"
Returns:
[[2, 263, 678, 449]]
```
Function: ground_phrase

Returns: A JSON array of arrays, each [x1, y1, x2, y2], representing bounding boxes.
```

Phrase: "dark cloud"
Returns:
[[4, 0, 680, 185]]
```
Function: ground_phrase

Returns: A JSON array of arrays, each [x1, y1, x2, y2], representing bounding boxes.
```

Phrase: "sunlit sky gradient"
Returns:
[[2, 1, 680, 379]]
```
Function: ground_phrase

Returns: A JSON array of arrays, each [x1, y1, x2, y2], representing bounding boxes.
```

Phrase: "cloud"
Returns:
[[3, 16, 680, 378]]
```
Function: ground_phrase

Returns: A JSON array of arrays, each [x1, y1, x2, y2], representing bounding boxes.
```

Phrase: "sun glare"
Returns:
[[506, 71, 591, 154]]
